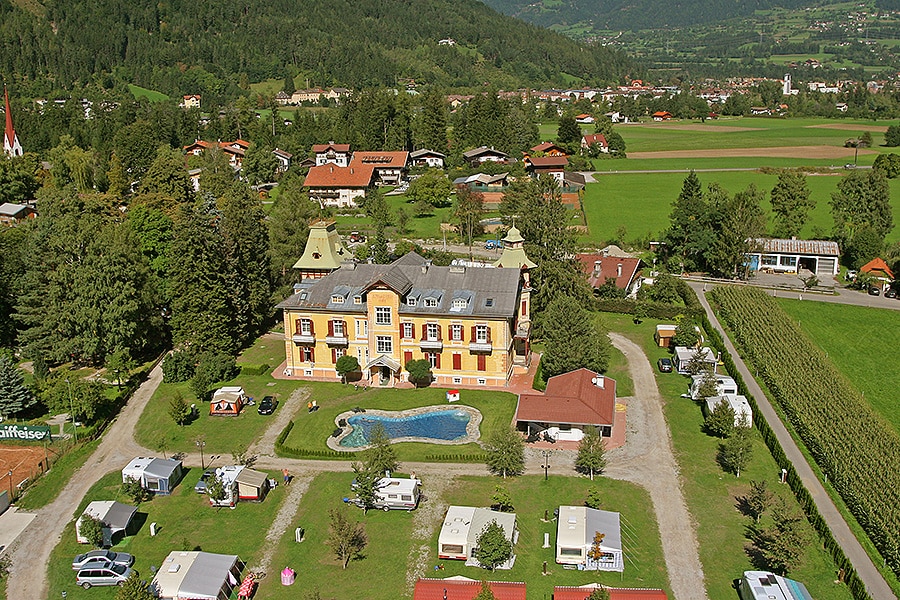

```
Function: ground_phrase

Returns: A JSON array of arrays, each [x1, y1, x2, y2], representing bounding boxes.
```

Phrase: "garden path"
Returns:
[[248, 474, 313, 577], [604, 333, 708, 600]]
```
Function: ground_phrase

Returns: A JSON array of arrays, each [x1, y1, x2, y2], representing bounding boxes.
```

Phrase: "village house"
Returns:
[[349, 151, 409, 186], [581, 133, 609, 153], [180, 94, 201, 109], [409, 149, 446, 169], [529, 141, 567, 156], [313, 142, 352, 167], [0, 202, 35, 226], [523, 155, 568, 184], [462, 146, 511, 166], [303, 163, 375, 208], [746, 238, 840, 279], [576, 252, 642, 297], [272, 148, 292, 174], [277, 227, 534, 386]]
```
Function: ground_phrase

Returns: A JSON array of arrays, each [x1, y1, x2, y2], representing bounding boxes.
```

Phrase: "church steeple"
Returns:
[[3, 86, 22, 157]]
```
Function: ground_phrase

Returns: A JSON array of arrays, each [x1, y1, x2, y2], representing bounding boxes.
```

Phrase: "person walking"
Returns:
[[282, 468, 290, 485]]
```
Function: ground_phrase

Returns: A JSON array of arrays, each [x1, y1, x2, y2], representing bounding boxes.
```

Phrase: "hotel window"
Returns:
[[477, 378, 486, 386], [353, 295, 362, 305], [426, 323, 440, 341], [402, 323, 414, 339], [452, 377, 462, 385], [300, 347, 315, 362], [426, 352, 441, 369], [406, 296, 418, 307], [331, 295, 345, 304], [450, 324, 463, 341], [332, 320, 345, 337], [375, 307, 392, 325], [376, 336, 393, 354], [332, 347, 346, 363], [451, 298, 467, 310], [355, 319, 368, 338], [297, 318, 313, 335], [475, 325, 489, 343]]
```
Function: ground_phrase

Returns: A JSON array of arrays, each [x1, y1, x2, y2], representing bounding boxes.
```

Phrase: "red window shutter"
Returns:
[[470, 326, 477, 342], [328, 320, 334, 337], [521, 300, 527, 316], [309, 320, 315, 336], [404, 351, 413, 366], [331, 348, 337, 363], [309, 347, 315, 362], [421, 325, 427, 341], [434, 353, 441, 369], [410, 323, 415, 339], [453, 353, 461, 370], [477, 354, 486, 371], [486, 327, 492, 344], [437, 325, 442, 341], [342, 321, 348, 336], [295, 320, 302, 335]]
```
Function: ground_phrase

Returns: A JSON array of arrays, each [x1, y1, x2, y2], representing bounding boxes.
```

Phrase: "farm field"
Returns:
[[776, 299, 900, 435], [580, 169, 900, 247], [258, 472, 668, 600], [602, 313, 853, 600]]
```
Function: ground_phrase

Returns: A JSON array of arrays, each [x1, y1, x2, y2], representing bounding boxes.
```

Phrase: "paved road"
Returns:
[[690, 282, 896, 600]]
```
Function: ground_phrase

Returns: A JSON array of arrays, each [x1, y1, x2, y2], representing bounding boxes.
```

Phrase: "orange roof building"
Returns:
[[414, 578, 526, 600], [860, 257, 894, 281], [303, 163, 375, 208], [554, 585, 669, 600]]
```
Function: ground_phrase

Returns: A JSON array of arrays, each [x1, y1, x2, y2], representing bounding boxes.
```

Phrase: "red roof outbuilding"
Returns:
[[860, 257, 894, 280], [554, 586, 669, 600], [516, 368, 616, 427], [414, 578, 526, 600]]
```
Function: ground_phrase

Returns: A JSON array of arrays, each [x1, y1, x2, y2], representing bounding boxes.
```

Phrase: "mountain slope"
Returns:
[[480, 0, 827, 31], [0, 0, 638, 97]]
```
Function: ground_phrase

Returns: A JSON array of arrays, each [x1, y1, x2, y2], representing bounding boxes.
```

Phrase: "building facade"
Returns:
[[277, 230, 534, 387]]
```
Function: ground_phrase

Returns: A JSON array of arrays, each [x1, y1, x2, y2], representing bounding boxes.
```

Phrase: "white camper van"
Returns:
[[347, 477, 420, 511], [688, 374, 738, 400]]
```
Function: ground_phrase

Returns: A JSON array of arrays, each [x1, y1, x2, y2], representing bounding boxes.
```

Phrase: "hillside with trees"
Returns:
[[0, 0, 637, 101]]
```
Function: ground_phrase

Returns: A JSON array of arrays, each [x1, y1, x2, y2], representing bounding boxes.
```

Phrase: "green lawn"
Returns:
[[127, 84, 169, 102], [281, 385, 517, 462], [258, 472, 668, 600], [580, 170, 900, 247], [602, 313, 853, 600], [17, 440, 100, 510], [776, 299, 900, 434], [48, 469, 285, 600]]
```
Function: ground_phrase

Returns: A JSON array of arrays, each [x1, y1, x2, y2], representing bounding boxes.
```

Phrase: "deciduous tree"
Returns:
[[115, 571, 155, 600], [770, 170, 814, 238], [364, 423, 399, 476], [327, 508, 367, 569], [405, 359, 433, 388], [575, 426, 606, 480], [168, 392, 191, 426], [751, 499, 809, 575], [485, 427, 525, 478], [831, 169, 893, 248], [454, 187, 485, 252], [474, 520, 512, 570], [719, 414, 753, 477], [336, 355, 360, 384], [744, 480, 775, 524], [490, 486, 514, 512]]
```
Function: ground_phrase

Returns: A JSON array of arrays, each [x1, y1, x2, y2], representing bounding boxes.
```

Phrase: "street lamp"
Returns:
[[65, 378, 77, 443], [196, 439, 206, 469], [540, 450, 551, 481], [7, 470, 12, 500]]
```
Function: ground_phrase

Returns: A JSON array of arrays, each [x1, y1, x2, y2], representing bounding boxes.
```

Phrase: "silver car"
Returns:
[[75, 563, 132, 588], [72, 549, 134, 570]]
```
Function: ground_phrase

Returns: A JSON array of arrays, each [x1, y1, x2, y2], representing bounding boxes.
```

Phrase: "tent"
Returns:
[[234, 468, 270, 502], [122, 457, 183, 496], [76, 501, 137, 546], [210, 386, 245, 416], [151, 551, 242, 600]]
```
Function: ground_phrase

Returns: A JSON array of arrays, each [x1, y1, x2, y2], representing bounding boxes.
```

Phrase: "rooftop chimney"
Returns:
[[617, 263, 622, 277]]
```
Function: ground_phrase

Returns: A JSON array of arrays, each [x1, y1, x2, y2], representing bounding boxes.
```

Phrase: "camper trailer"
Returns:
[[208, 466, 244, 507], [438, 506, 518, 568], [688, 374, 738, 400], [347, 477, 420, 511]]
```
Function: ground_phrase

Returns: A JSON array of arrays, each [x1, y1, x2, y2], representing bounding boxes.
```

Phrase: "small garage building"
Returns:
[[747, 238, 840, 278]]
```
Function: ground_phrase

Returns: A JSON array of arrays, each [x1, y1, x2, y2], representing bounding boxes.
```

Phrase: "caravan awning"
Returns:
[[177, 552, 240, 600]]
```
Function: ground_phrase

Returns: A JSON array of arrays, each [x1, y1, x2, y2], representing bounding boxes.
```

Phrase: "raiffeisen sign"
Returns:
[[0, 425, 51, 441]]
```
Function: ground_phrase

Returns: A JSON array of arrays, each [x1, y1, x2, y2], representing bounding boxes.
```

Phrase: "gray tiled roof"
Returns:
[[277, 254, 521, 318]]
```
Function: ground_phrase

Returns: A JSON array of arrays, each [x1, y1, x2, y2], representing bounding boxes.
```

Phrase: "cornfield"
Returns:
[[710, 285, 900, 577]]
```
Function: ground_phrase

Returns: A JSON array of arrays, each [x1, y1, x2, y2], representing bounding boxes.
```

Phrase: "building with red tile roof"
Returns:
[[581, 133, 608, 153], [554, 585, 669, 600], [349, 151, 409, 185], [860, 257, 894, 281], [414, 577, 526, 600], [515, 368, 617, 441], [303, 163, 376, 208], [530, 141, 568, 156], [524, 155, 569, 183], [577, 253, 642, 297], [313, 142, 352, 167]]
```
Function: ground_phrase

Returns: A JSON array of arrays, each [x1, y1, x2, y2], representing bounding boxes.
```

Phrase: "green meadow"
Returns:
[[127, 84, 169, 102]]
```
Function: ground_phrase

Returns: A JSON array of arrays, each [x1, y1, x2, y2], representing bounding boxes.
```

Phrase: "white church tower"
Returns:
[[782, 73, 792, 96], [3, 86, 22, 157]]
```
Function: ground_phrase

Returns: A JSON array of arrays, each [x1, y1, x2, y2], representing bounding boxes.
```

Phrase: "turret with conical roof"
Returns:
[[493, 225, 536, 271], [493, 225, 534, 369]]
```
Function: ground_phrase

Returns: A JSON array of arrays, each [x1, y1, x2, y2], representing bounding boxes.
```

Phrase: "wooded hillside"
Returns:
[[0, 0, 637, 99]]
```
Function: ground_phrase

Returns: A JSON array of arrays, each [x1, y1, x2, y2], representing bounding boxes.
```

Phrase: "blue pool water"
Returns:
[[339, 410, 471, 447]]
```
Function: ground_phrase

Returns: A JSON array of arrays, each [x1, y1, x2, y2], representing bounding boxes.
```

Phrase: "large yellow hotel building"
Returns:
[[277, 221, 534, 387]]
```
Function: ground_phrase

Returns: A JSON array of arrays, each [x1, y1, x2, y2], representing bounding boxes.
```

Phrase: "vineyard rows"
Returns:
[[710, 285, 900, 578]]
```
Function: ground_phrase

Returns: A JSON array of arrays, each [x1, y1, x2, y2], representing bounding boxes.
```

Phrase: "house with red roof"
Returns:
[[575, 113, 595, 124], [303, 163, 376, 208], [530, 142, 568, 156], [554, 585, 669, 600], [577, 253, 642, 297], [180, 94, 201, 109], [860, 257, 894, 282], [414, 577, 526, 600], [312, 142, 352, 167], [651, 111, 673, 121], [349, 151, 409, 185], [182, 139, 249, 169], [524, 155, 568, 184], [581, 133, 608, 154], [515, 368, 618, 445]]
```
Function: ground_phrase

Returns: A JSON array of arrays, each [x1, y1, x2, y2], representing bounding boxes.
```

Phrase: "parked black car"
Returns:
[[886, 287, 898, 299], [868, 286, 881, 296], [257, 396, 277, 415], [657, 357, 673, 373]]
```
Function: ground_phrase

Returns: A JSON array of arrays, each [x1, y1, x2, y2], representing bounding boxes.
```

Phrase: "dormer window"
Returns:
[[485, 298, 494, 307], [424, 297, 438, 308], [331, 295, 344, 304], [353, 295, 362, 305], [451, 298, 467, 310], [406, 296, 418, 307]]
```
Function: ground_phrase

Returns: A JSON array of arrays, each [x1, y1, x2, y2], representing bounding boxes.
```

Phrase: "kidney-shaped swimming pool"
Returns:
[[333, 406, 482, 448]]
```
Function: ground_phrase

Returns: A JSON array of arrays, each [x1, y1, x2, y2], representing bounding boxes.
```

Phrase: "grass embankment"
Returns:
[[258, 472, 667, 600], [603, 313, 852, 600], [776, 299, 900, 435], [16, 440, 100, 510], [48, 469, 284, 600]]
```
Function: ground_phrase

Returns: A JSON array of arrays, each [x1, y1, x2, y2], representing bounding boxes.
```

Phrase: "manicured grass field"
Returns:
[[776, 299, 900, 434], [258, 472, 668, 600], [603, 313, 853, 600], [48, 469, 284, 600], [281, 385, 518, 462], [127, 84, 169, 102], [581, 170, 900, 247]]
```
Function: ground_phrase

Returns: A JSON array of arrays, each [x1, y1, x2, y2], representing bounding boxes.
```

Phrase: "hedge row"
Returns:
[[274, 420, 357, 460], [240, 363, 271, 377], [423, 453, 486, 463]]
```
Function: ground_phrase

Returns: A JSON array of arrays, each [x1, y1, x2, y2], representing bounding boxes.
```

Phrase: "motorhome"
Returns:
[[208, 466, 244, 508], [688, 374, 737, 400], [348, 477, 420, 511]]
